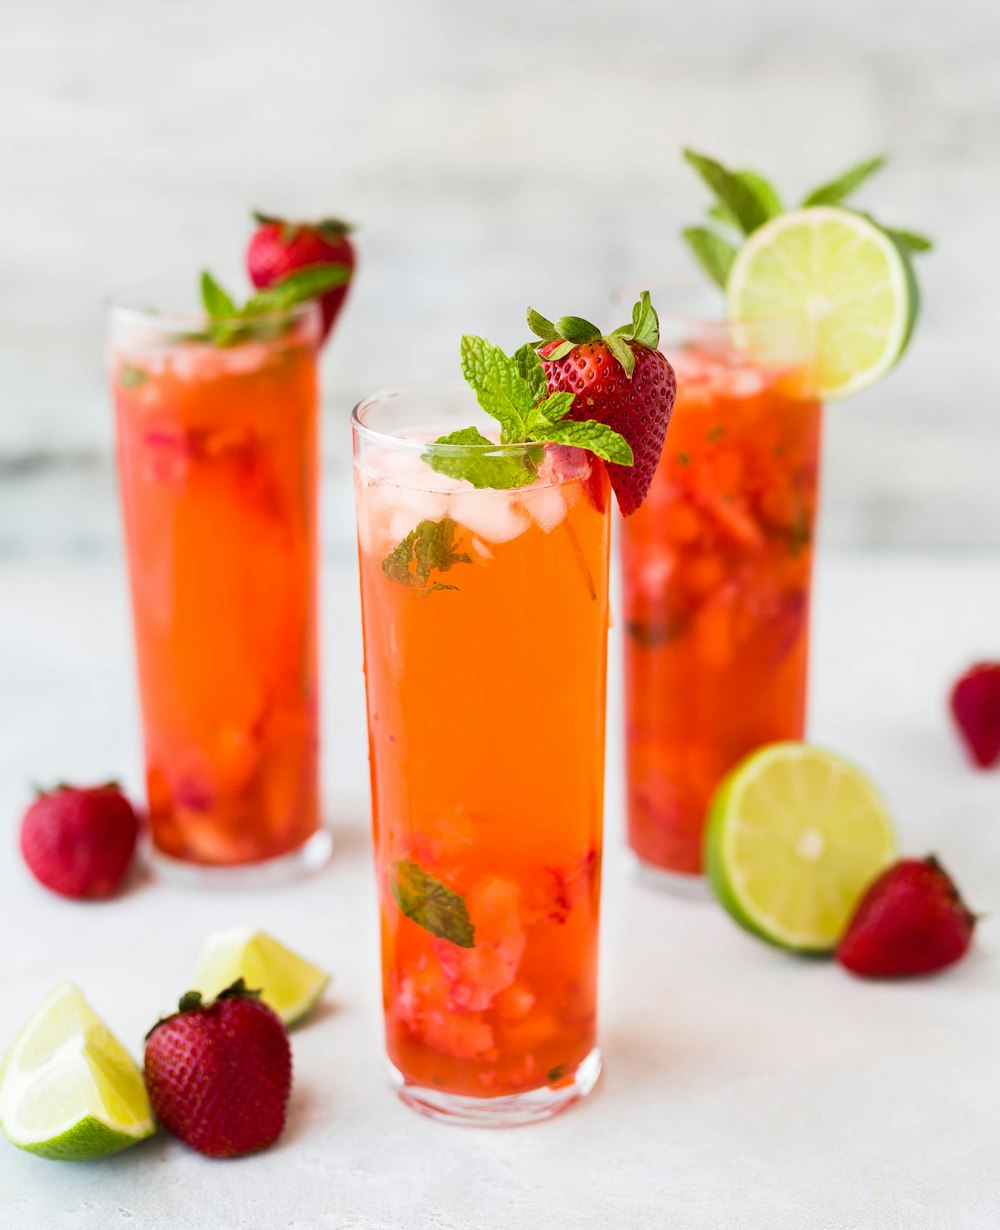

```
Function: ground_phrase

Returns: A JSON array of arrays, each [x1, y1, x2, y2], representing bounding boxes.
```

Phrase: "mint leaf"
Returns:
[[803, 155, 886, 206], [532, 418, 633, 466], [425, 427, 540, 490], [381, 517, 471, 589], [706, 172, 782, 229], [246, 263, 349, 312], [886, 227, 933, 254], [682, 227, 737, 289], [201, 271, 236, 319], [683, 150, 771, 234], [391, 861, 475, 948], [534, 390, 575, 426], [460, 334, 538, 443], [118, 365, 148, 390], [513, 343, 548, 404]]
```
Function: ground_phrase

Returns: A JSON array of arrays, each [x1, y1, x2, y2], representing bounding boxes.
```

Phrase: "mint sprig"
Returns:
[[195, 265, 349, 347], [391, 860, 475, 948], [681, 150, 933, 288], [381, 516, 471, 590], [427, 308, 643, 490]]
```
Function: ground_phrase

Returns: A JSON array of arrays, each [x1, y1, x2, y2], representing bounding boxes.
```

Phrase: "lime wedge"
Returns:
[[726, 206, 918, 400], [705, 743, 898, 953], [192, 928, 330, 1026], [0, 983, 155, 1160]]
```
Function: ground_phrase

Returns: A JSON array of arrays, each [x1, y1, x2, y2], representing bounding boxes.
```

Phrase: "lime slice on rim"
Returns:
[[192, 928, 330, 1027], [705, 743, 898, 953], [726, 206, 918, 400], [0, 983, 155, 1160]]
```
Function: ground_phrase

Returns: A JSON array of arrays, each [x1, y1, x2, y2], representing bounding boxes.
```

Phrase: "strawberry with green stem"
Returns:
[[427, 291, 675, 517], [246, 213, 355, 343]]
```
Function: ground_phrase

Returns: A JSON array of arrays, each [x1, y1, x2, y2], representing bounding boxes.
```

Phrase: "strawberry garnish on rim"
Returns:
[[527, 292, 676, 515], [246, 211, 356, 344]]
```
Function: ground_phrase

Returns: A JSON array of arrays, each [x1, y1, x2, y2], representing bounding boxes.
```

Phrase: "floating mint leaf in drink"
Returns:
[[118, 365, 148, 390], [391, 860, 476, 948], [381, 516, 471, 590]]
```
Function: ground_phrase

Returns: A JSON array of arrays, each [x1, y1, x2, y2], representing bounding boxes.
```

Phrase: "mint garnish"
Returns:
[[381, 516, 471, 590], [801, 156, 886, 207], [682, 150, 933, 288], [391, 860, 475, 948], [425, 331, 631, 491], [118, 365, 148, 390], [194, 265, 349, 347]]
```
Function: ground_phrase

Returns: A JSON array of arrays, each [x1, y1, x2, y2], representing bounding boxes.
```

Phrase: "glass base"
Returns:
[[386, 1046, 602, 1128], [629, 851, 711, 899], [147, 826, 333, 890]]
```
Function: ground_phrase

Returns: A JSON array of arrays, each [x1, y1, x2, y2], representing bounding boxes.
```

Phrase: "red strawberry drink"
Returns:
[[622, 320, 821, 884]]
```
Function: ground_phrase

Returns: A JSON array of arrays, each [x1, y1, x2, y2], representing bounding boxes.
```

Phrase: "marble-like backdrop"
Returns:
[[1, 0, 997, 548]]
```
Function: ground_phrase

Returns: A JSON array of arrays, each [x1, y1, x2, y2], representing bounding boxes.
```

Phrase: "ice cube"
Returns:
[[728, 368, 766, 398], [449, 490, 530, 544], [521, 485, 567, 533]]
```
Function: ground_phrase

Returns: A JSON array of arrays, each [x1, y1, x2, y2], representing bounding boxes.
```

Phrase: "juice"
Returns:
[[622, 325, 822, 879], [354, 386, 610, 1124], [110, 304, 324, 872]]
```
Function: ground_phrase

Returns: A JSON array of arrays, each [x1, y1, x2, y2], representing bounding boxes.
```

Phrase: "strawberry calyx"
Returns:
[[32, 780, 121, 799], [527, 290, 661, 379], [147, 980, 264, 1039], [251, 210, 353, 246]]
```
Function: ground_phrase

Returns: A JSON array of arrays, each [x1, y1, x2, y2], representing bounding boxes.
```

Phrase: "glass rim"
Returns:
[[106, 295, 320, 334], [352, 379, 554, 457]]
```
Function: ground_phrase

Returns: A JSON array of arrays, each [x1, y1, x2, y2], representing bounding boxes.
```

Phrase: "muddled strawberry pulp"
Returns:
[[355, 430, 610, 1099], [622, 333, 822, 875], [112, 313, 320, 866]]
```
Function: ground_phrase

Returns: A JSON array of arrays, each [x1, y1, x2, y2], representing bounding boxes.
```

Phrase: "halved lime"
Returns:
[[192, 928, 330, 1027], [0, 983, 155, 1160], [705, 743, 897, 953], [726, 206, 918, 400]]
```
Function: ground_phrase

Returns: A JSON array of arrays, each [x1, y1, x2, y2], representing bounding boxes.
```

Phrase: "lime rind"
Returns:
[[0, 984, 155, 1161], [705, 742, 898, 953], [726, 206, 918, 401], [193, 928, 330, 1027]]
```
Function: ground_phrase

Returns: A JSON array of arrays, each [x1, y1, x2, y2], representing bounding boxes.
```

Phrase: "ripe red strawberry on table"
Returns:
[[527, 293, 677, 515], [144, 980, 292, 1159], [950, 661, 1000, 769], [246, 211, 355, 343], [837, 856, 977, 979], [20, 782, 138, 900]]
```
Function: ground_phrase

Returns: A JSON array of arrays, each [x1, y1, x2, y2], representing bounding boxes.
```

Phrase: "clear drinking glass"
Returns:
[[353, 382, 611, 1125], [109, 298, 331, 885], [621, 317, 822, 890]]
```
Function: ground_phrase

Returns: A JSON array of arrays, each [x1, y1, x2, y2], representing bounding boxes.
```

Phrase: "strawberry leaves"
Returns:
[[682, 149, 933, 290]]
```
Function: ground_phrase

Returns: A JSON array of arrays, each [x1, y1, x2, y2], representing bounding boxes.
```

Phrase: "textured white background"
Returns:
[[1, 0, 999, 549]]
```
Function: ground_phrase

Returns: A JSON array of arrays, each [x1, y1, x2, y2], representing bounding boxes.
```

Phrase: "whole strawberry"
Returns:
[[837, 856, 977, 979], [246, 212, 355, 343], [144, 981, 292, 1159], [20, 782, 138, 899], [528, 293, 676, 515], [950, 662, 1000, 769]]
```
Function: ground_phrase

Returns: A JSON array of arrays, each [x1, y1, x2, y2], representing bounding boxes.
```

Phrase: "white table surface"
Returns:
[[1, 551, 998, 1229]]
